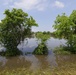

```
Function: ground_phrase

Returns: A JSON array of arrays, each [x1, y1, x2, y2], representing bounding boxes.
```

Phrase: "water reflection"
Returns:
[[47, 37, 66, 49], [46, 50, 58, 69], [0, 56, 7, 66], [0, 38, 76, 72], [18, 38, 38, 55], [0, 53, 57, 71], [0, 54, 76, 71], [0, 55, 55, 71], [25, 55, 40, 71]]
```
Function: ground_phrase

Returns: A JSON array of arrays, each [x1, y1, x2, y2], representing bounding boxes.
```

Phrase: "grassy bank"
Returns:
[[0, 63, 76, 75], [0, 68, 76, 75], [54, 45, 71, 54]]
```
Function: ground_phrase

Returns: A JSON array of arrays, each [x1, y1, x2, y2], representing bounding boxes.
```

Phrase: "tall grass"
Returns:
[[0, 64, 76, 75]]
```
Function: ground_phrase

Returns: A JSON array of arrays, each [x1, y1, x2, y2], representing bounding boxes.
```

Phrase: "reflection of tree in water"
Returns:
[[18, 38, 38, 55], [33, 32, 50, 55], [34, 55, 48, 70], [55, 55, 76, 67], [0, 56, 7, 67], [46, 50, 58, 69], [24, 55, 40, 71], [32, 50, 58, 70], [0, 55, 41, 72], [0, 53, 70, 72], [0, 56, 31, 71]]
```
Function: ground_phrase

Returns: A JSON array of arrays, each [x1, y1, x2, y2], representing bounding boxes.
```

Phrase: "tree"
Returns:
[[53, 13, 71, 39], [53, 10, 76, 53], [33, 32, 50, 55], [0, 8, 38, 56], [36, 32, 50, 43], [69, 10, 76, 34]]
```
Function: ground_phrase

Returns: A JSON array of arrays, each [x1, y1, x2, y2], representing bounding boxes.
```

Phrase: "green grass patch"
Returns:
[[0, 66, 76, 75], [54, 45, 71, 54]]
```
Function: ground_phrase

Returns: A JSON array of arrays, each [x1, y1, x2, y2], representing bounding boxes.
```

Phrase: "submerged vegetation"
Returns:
[[33, 32, 50, 55], [0, 8, 76, 56], [0, 8, 76, 75], [0, 8, 38, 56], [54, 45, 71, 54], [53, 10, 76, 54], [33, 43, 48, 55]]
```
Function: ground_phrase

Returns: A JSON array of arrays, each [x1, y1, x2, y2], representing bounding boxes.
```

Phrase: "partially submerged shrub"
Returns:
[[0, 49, 22, 57], [54, 45, 71, 54], [33, 32, 50, 55], [33, 43, 48, 55]]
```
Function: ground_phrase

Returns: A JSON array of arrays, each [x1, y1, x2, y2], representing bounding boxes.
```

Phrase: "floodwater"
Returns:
[[0, 37, 76, 72]]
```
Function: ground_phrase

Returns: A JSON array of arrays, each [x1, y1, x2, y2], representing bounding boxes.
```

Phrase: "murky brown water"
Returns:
[[0, 38, 76, 72], [0, 53, 76, 72]]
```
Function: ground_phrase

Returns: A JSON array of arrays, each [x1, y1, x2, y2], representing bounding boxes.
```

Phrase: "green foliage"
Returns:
[[54, 45, 71, 54], [53, 13, 71, 39], [33, 43, 48, 55], [35, 32, 50, 43], [0, 8, 38, 56], [5, 49, 22, 56], [33, 32, 50, 55], [25, 52, 32, 55], [69, 10, 76, 34], [0, 49, 22, 56], [66, 35, 76, 54], [53, 10, 76, 54]]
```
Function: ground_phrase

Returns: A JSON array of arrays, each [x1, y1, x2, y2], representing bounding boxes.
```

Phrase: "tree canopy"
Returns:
[[33, 32, 50, 55], [53, 10, 76, 53], [35, 32, 50, 43], [0, 8, 38, 56]]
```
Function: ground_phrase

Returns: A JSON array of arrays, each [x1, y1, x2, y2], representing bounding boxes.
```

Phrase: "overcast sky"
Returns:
[[0, 0, 76, 32]]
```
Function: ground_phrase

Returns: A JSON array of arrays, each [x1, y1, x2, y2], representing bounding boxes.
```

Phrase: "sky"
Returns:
[[0, 0, 76, 32]]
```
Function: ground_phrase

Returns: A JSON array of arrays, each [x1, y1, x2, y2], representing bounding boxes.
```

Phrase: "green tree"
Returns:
[[0, 8, 38, 56], [53, 10, 76, 53], [33, 32, 50, 55], [69, 10, 76, 34], [36, 32, 50, 43], [53, 13, 71, 39]]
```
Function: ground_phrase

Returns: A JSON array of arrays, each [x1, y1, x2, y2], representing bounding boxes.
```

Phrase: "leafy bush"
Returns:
[[0, 8, 38, 56], [33, 43, 48, 55], [54, 45, 71, 54], [0, 48, 22, 56], [33, 32, 50, 55]]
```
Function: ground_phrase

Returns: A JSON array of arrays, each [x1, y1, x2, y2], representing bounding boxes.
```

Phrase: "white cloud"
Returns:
[[53, 1, 64, 8], [11, 0, 48, 11]]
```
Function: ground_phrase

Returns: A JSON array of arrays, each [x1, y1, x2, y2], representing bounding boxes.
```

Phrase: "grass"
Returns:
[[54, 45, 71, 54], [0, 68, 76, 75], [0, 63, 76, 75]]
